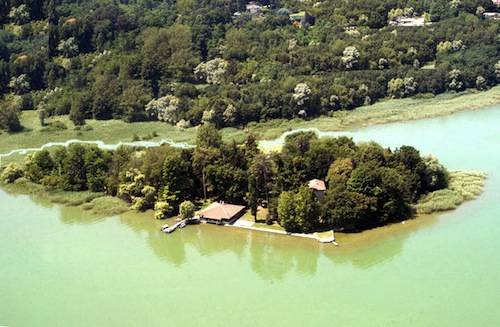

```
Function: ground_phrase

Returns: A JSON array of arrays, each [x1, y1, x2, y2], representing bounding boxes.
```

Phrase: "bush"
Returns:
[[154, 201, 173, 219], [0, 163, 24, 183], [179, 200, 196, 219]]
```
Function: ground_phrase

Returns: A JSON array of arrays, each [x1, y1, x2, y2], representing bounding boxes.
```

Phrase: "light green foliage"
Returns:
[[448, 69, 464, 91], [154, 187, 178, 219], [57, 38, 79, 58], [131, 185, 156, 211], [476, 76, 487, 91], [277, 186, 320, 233], [179, 200, 196, 219], [145, 95, 180, 124], [24, 150, 54, 183], [154, 201, 172, 220], [8, 5, 30, 25], [0, 162, 24, 183], [414, 171, 486, 214], [194, 58, 228, 84], [118, 169, 146, 202], [8, 74, 30, 94], [341, 46, 359, 69], [387, 77, 417, 98]]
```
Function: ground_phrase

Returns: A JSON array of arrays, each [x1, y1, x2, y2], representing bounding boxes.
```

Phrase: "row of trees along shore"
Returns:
[[1, 0, 500, 132], [1, 125, 449, 233]]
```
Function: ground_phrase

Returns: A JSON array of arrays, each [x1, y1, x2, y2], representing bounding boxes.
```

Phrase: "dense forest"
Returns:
[[0, 0, 499, 132], [1, 125, 449, 232]]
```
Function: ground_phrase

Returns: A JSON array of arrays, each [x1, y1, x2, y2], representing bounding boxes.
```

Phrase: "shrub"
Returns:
[[0, 163, 24, 183], [179, 200, 196, 219]]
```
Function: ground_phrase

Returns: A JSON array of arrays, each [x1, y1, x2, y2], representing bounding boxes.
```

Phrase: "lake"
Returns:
[[1, 106, 500, 326]]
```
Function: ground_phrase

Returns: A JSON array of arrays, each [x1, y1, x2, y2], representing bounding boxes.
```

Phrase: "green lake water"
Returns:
[[2, 106, 500, 326]]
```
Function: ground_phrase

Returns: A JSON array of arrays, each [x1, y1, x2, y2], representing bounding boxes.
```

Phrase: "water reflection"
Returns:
[[1, 182, 443, 279]]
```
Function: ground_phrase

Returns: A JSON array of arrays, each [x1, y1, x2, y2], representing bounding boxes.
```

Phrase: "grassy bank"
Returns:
[[1, 87, 500, 165], [414, 171, 487, 214], [246, 86, 500, 140], [1, 178, 130, 217]]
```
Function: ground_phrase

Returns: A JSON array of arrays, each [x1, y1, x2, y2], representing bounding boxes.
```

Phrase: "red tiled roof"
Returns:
[[308, 179, 326, 191], [199, 202, 245, 221]]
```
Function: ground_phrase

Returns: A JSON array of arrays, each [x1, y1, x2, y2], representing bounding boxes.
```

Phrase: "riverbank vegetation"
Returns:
[[1, 86, 500, 164], [1, 125, 459, 233], [0, 0, 499, 134], [414, 171, 486, 214]]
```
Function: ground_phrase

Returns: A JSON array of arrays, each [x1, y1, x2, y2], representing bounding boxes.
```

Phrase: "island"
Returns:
[[0, 124, 486, 240]]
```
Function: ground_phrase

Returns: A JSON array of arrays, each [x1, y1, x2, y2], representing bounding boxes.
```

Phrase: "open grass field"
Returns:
[[1, 87, 499, 165]]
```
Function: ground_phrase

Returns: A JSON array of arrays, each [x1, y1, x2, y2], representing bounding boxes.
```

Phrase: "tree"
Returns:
[[162, 150, 194, 201], [120, 83, 152, 122], [387, 77, 417, 98], [179, 200, 196, 219], [57, 38, 79, 57], [84, 147, 108, 192], [145, 95, 180, 123], [196, 123, 222, 149], [8, 75, 30, 94], [341, 46, 360, 69], [247, 154, 276, 221], [24, 150, 54, 183], [476, 76, 487, 91], [0, 105, 22, 132], [277, 186, 320, 233], [47, 0, 59, 58], [141, 24, 199, 91], [194, 58, 228, 84], [447, 69, 464, 92], [132, 185, 156, 211], [62, 144, 87, 191], [0, 163, 24, 183], [92, 74, 120, 120], [154, 186, 178, 218], [322, 188, 375, 230], [70, 95, 88, 126], [8, 5, 30, 25]]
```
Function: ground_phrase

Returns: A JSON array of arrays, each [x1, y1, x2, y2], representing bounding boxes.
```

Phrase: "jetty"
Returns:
[[161, 217, 200, 234]]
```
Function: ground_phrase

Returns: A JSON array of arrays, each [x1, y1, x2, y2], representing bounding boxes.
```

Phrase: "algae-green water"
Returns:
[[2, 106, 500, 326]]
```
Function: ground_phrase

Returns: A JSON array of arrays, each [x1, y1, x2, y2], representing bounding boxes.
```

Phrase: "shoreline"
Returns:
[[0, 169, 486, 246], [1, 87, 500, 165]]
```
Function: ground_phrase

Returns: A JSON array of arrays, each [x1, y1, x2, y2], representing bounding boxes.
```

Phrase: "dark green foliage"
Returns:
[[0, 0, 498, 126], [17, 123, 448, 233], [0, 104, 22, 132]]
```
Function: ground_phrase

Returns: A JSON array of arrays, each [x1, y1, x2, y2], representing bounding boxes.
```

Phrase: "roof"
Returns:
[[308, 179, 326, 191], [199, 202, 246, 221], [290, 11, 306, 20]]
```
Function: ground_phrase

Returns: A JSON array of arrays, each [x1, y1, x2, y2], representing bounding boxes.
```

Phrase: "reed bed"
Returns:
[[414, 171, 487, 214]]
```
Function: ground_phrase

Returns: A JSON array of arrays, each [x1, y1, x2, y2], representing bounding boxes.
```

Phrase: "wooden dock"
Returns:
[[161, 217, 200, 234]]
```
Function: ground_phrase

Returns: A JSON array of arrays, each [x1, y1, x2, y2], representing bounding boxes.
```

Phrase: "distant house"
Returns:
[[389, 16, 429, 27], [198, 202, 246, 225], [308, 179, 326, 200], [484, 12, 500, 20], [246, 1, 264, 14], [493, 0, 500, 7], [289, 11, 315, 27]]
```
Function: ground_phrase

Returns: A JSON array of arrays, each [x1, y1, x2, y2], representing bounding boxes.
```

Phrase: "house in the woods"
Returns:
[[389, 15, 429, 27], [308, 179, 326, 200], [199, 202, 246, 225], [289, 11, 315, 27], [246, 1, 264, 14], [484, 12, 500, 20], [493, 0, 500, 7]]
